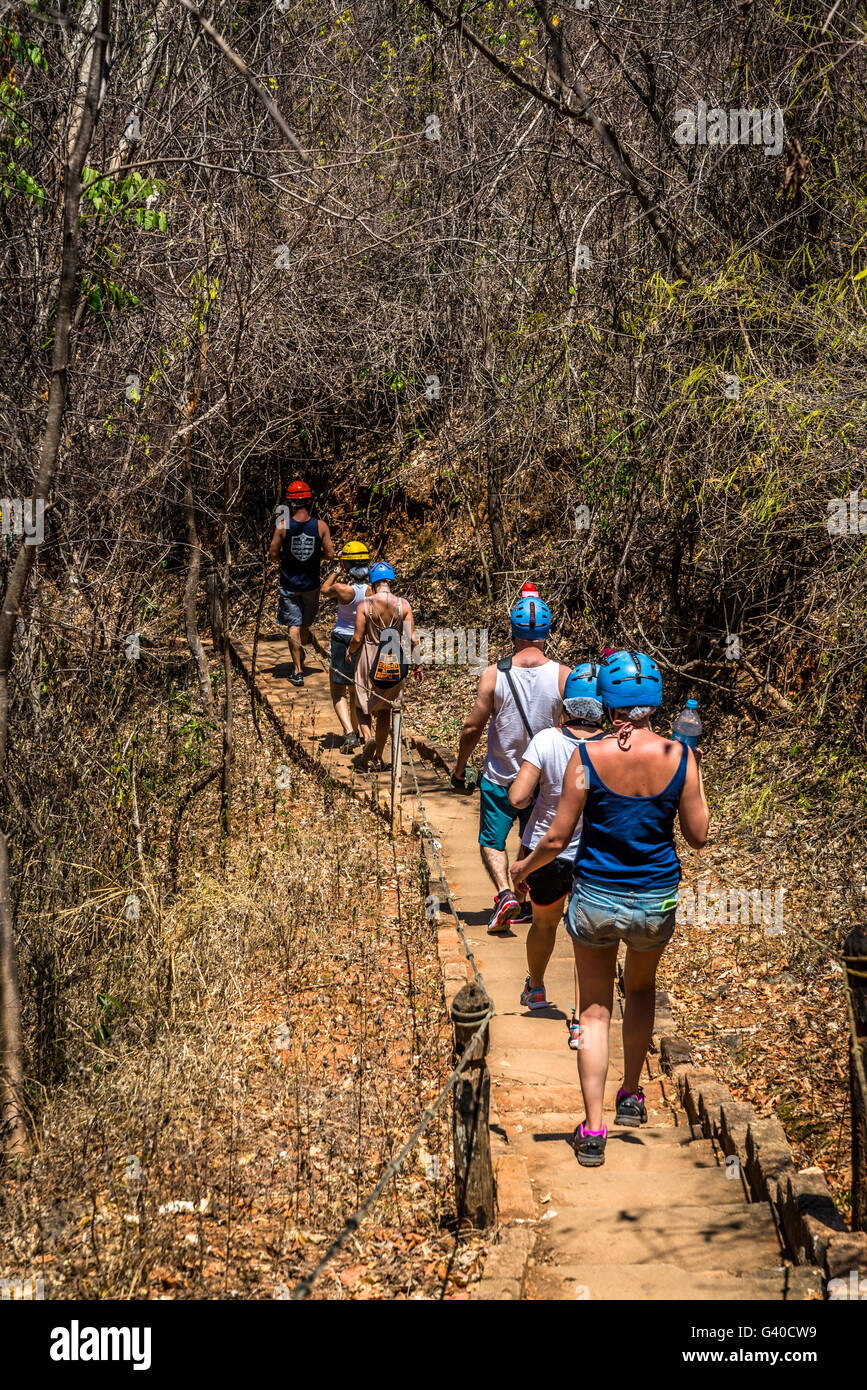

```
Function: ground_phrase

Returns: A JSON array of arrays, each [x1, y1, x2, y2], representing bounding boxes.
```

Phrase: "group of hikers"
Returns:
[[271, 482, 710, 1165], [269, 479, 420, 771]]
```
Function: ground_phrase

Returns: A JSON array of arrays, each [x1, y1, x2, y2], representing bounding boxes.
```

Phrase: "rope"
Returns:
[[402, 732, 486, 991], [291, 1005, 492, 1299], [282, 636, 492, 1297]]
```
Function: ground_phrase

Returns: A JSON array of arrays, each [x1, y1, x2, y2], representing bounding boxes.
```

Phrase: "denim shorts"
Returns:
[[277, 586, 319, 629], [478, 776, 532, 851], [566, 879, 678, 952]]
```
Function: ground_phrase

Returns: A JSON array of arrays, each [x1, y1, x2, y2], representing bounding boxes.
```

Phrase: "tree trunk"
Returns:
[[485, 431, 507, 595], [481, 318, 507, 594], [182, 457, 214, 715], [0, 0, 113, 1157], [0, 832, 26, 1156], [481, 363, 507, 594], [219, 529, 232, 839]]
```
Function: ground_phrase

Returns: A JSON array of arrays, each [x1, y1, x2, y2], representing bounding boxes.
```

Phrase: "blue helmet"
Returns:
[[510, 596, 551, 641], [369, 561, 395, 584], [564, 662, 600, 703], [597, 650, 663, 709]]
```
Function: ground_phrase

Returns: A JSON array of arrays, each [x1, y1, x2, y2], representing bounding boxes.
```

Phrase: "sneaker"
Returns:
[[487, 890, 520, 933], [614, 1086, 647, 1127], [567, 1010, 582, 1051], [512, 901, 533, 926], [341, 733, 363, 752], [572, 1122, 607, 1167], [520, 977, 549, 1010], [288, 671, 304, 688]]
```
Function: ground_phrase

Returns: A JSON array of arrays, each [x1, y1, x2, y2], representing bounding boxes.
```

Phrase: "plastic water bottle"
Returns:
[[672, 698, 702, 751]]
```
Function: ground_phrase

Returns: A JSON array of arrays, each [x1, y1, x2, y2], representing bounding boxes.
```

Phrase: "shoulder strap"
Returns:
[[497, 656, 533, 741]]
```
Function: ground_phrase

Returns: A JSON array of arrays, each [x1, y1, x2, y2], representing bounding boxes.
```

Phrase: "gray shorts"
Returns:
[[277, 587, 319, 629], [566, 880, 678, 952]]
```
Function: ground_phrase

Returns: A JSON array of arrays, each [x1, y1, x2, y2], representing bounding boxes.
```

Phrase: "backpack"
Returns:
[[370, 601, 409, 689]]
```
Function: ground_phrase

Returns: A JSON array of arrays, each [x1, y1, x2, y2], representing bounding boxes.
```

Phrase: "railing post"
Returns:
[[390, 709, 402, 836], [450, 980, 496, 1228], [844, 927, 867, 1233]]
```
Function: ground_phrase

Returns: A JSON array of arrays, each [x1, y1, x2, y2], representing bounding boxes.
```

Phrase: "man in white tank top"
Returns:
[[452, 596, 569, 933]]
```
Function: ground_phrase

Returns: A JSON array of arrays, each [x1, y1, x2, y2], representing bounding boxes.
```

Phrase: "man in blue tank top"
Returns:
[[268, 479, 334, 686]]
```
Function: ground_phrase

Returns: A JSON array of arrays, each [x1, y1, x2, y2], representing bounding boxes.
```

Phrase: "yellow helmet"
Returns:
[[341, 541, 370, 563]]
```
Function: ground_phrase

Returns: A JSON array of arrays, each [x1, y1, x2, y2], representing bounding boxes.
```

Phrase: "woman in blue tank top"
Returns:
[[511, 651, 709, 1167]]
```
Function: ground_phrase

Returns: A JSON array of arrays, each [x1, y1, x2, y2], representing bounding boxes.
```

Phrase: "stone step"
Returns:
[[490, 1047, 625, 1089], [490, 1016, 621, 1052], [524, 1261, 822, 1302], [491, 1083, 683, 1127], [513, 1162, 747, 1207], [508, 1122, 721, 1175], [536, 1202, 782, 1271]]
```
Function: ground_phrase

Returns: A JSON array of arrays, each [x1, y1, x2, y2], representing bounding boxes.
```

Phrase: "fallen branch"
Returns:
[[736, 657, 795, 713]]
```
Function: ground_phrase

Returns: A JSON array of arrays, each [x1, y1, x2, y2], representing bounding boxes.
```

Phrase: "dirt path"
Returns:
[[232, 631, 819, 1301]]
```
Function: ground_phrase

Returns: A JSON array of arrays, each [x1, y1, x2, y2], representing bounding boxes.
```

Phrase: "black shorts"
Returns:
[[330, 632, 356, 686], [525, 854, 573, 907]]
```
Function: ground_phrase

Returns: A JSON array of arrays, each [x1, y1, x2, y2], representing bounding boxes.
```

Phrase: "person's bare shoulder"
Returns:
[[477, 662, 498, 693]]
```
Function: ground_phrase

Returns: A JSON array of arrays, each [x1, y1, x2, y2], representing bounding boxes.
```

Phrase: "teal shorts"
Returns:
[[478, 775, 533, 851]]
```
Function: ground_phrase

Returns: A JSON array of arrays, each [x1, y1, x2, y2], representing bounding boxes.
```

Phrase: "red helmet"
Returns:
[[521, 582, 540, 598], [285, 479, 312, 502], [599, 646, 617, 660]]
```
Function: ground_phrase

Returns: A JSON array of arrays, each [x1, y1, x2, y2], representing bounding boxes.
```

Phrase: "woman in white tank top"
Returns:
[[508, 667, 606, 1040], [320, 552, 371, 751]]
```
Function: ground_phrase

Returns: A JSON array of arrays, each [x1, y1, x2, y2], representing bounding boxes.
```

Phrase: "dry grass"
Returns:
[[1, 683, 488, 1299], [662, 721, 862, 1217]]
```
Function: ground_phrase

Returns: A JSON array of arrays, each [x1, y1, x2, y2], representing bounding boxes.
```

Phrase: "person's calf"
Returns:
[[374, 714, 390, 759], [621, 986, 657, 1093], [526, 920, 558, 988], [480, 845, 510, 895]]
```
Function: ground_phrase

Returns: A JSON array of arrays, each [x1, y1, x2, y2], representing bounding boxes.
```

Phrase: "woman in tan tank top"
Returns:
[[348, 563, 420, 771]]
